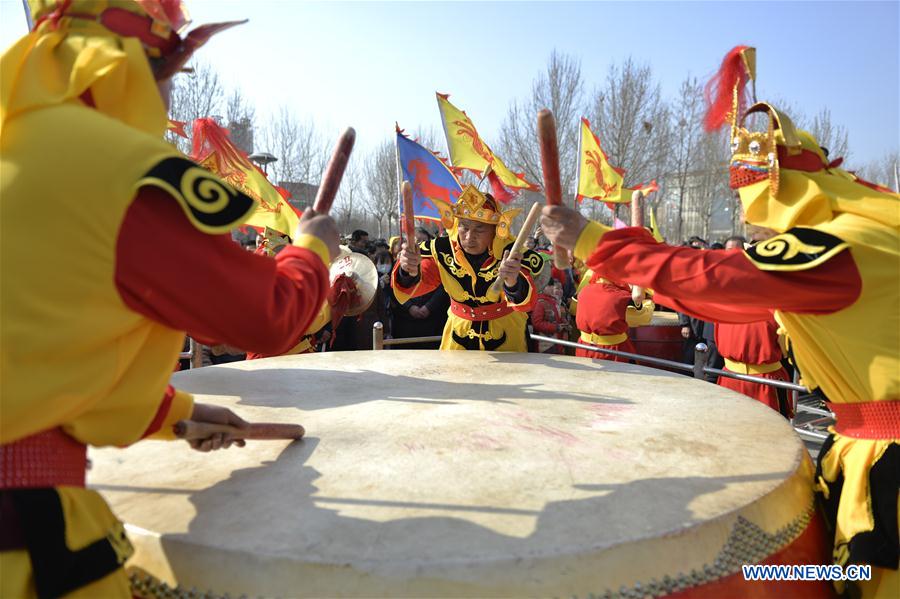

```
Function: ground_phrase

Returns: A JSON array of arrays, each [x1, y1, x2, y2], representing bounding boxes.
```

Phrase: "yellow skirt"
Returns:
[[440, 311, 529, 351]]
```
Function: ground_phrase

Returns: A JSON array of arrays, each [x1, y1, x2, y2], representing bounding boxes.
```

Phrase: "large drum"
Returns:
[[90, 352, 831, 597], [631, 310, 685, 367]]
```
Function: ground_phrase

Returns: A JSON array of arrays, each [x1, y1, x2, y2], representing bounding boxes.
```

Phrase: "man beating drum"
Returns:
[[0, 1, 348, 597], [393, 184, 545, 351], [540, 46, 899, 598]]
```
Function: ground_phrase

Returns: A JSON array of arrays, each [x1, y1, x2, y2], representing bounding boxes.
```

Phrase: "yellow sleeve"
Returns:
[[293, 234, 331, 266], [146, 389, 194, 441], [573, 220, 611, 261], [625, 299, 655, 327]]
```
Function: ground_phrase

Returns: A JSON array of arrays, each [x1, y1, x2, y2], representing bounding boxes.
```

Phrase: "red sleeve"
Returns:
[[391, 255, 442, 300], [587, 228, 861, 324], [115, 187, 329, 356], [531, 299, 557, 334]]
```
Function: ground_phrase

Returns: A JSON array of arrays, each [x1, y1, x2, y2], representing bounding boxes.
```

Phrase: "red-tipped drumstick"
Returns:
[[312, 127, 356, 214], [174, 420, 305, 441], [538, 110, 569, 269], [630, 189, 646, 304], [401, 181, 417, 248]]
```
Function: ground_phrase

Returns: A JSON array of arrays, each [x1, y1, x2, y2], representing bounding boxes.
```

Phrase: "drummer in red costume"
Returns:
[[541, 46, 899, 597], [573, 273, 653, 362], [715, 318, 791, 416], [0, 1, 339, 597]]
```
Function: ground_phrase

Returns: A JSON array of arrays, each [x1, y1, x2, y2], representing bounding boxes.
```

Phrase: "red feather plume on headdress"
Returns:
[[703, 45, 753, 132]]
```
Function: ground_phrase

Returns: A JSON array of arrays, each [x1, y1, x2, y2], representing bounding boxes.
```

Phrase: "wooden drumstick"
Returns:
[[537, 110, 569, 270], [401, 181, 416, 248], [630, 189, 646, 303], [174, 420, 305, 441], [490, 202, 541, 295], [312, 127, 356, 214]]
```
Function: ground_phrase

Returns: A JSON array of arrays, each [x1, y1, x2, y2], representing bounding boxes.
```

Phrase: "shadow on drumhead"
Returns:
[[162, 436, 797, 592], [171, 367, 636, 412], [486, 351, 683, 378]]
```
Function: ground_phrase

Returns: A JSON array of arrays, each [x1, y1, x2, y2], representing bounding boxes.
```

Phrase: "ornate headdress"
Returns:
[[704, 46, 899, 232], [432, 185, 521, 240], [23, 1, 244, 80], [3, 1, 243, 135]]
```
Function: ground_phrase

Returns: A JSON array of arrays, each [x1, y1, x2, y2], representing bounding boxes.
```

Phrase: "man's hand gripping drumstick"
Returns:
[[176, 403, 305, 452], [537, 110, 570, 270], [630, 189, 646, 305], [179, 129, 356, 453], [490, 202, 541, 295], [398, 183, 422, 278]]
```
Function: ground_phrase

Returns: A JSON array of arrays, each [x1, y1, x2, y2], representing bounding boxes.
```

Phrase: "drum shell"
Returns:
[[631, 311, 684, 370]]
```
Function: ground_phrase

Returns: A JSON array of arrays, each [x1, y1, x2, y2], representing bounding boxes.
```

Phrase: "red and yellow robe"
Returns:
[[392, 236, 543, 351]]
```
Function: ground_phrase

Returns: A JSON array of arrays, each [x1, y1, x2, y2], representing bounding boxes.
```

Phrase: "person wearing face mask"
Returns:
[[540, 46, 899, 597], [0, 2, 340, 596], [393, 185, 544, 351]]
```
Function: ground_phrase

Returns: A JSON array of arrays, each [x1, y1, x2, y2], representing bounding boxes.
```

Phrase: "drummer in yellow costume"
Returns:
[[541, 46, 899, 598], [0, 1, 338, 597], [393, 185, 543, 351]]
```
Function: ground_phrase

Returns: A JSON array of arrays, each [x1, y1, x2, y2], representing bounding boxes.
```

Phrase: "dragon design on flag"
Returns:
[[408, 159, 460, 211], [452, 118, 494, 164], [585, 150, 618, 197]]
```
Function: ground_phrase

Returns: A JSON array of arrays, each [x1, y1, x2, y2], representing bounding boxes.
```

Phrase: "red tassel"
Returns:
[[190, 118, 251, 169], [487, 170, 516, 204], [704, 45, 752, 132], [327, 274, 360, 332]]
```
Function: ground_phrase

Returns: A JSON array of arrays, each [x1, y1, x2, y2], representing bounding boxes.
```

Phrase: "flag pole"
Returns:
[[395, 127, 404, 237]]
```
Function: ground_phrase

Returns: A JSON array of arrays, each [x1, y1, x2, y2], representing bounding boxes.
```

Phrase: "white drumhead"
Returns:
[[90, 351, 810, 597]]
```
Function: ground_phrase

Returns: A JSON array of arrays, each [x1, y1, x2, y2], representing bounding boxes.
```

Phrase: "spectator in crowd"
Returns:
[[531, 278, 569, 353], [389, 236, 402, 261], [687, 236, 708, 249], [349, 229, 369, 254], [415, 226, 432, 245], [724, 235, 747, 250], [710, 242, 725, 250]]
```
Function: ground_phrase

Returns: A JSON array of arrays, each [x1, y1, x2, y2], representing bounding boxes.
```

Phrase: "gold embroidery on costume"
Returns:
[[442, 253, 468, 278], [744, 227, 848, 271], [138, 157, 255, 234]]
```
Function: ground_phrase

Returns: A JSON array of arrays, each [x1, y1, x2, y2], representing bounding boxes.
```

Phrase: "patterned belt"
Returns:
[[828, 400, 900, 440], [450, 301, 513, 322], [579, 331, 628, 346], [0, 428, 87, 489], [723, 357, 783, 375]]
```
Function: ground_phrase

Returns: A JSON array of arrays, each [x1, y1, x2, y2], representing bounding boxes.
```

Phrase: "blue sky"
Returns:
[[1, 1, 897, 166]]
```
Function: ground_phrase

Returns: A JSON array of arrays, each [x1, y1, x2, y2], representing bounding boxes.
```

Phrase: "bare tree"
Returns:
[[590, 58, 670, 203], [333, 159, 364, 232], [498, 50, 585, 201], [666, 76, 705, 240], [856, 151, 900, 191], [257, 107, 327, 186], [807, 107, 850, 162], [364, 139, 399, 237]]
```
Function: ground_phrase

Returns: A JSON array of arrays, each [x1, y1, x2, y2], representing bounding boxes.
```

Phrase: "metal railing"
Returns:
[[177, 337, 203, 369], [370, 321, 833, 443]]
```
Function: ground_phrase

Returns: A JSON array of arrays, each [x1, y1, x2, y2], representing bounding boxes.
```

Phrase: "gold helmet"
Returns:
[[432, 184, 521, 257], [705, 46, 899, 232]]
